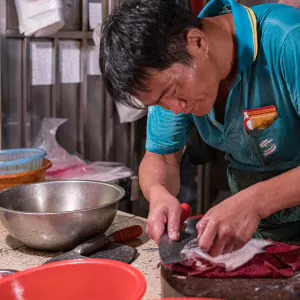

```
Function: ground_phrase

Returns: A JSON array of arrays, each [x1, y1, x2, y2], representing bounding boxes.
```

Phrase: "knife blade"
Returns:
[[159, 203, 198, 265], [159, 230, 197, 265]]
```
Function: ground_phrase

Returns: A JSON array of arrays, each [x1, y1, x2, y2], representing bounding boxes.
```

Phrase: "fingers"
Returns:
[[197, 219, 217, 253], [196, 218, 208, 238], [197, 219, 239, 257], [146, 206, 167, 244], [222, 239, 235, 255], [233, 242, 245, 252], [167, 204, 182, 241], [208, 236, 231, 257], [146, 219, 165, 245], [201, 223, 233, 257], [146, 195, 182, 244], [223, 234, 250, 254]]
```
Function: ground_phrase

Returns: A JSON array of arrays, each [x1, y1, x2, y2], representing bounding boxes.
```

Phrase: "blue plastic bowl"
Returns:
[[0, 148, 46, 175]]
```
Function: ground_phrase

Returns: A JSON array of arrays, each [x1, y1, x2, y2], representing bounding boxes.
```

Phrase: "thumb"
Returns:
[[167, 205, 181, 241]]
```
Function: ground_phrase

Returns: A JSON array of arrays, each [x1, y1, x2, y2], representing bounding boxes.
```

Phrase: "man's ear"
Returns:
[[186, 28, 208, 57]]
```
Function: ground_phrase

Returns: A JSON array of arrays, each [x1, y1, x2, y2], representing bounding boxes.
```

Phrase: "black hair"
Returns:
[[100, 0, 202, 107]]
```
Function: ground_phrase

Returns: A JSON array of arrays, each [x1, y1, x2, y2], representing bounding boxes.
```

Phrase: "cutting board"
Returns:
[[161, 267, 300, 300], [161, 216, 300, 299]]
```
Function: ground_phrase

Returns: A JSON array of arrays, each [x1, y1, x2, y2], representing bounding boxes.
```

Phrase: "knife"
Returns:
[[45, 225, 143, 264], [159, 203, 199, 265]]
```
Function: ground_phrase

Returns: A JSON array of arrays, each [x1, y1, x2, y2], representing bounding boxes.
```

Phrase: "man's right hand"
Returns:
[[146, 185, 182, 245]]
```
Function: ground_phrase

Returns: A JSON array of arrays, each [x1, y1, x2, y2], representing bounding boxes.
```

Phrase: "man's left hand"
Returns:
[[197, 189, 262, 257]]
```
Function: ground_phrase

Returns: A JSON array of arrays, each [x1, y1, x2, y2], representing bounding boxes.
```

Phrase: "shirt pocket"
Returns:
[[246, 117, 287, 167]]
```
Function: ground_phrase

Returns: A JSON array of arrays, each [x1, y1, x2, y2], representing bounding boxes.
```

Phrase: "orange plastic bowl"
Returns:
[[0, 158, 52, 191], [0, 259, 146, 300]]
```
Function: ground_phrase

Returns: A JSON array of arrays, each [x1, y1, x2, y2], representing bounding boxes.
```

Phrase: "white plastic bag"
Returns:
[[115, 101, 148, 123], [14, 0, 65, 37], [50, 162, 133, 182], [33, 118, 84, 174], [33, 118, 133, 181]]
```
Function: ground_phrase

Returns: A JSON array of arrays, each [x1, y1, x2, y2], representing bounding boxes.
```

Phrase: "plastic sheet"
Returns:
[[33, 118, 133, 181]]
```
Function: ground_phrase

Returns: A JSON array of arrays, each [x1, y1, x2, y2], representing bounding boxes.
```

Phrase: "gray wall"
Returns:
[[0, 0, 147, 173]]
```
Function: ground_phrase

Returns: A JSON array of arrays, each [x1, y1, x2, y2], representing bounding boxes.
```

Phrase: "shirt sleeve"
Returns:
[[280, 27, 300, 115], [146, 106, 193, 154]]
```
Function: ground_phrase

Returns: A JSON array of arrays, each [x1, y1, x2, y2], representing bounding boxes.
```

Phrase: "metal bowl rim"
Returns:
[[0, 180, 125, 215]]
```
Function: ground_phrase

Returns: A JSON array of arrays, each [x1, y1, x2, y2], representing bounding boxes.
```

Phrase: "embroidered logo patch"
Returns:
[[243, 105, 278, 134]]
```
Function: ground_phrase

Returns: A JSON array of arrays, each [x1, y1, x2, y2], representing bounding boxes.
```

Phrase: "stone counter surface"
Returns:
[[0, 211, 161, 300]]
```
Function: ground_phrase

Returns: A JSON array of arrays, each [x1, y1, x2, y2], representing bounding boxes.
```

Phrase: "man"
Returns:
[[100, 0, 300, 257]]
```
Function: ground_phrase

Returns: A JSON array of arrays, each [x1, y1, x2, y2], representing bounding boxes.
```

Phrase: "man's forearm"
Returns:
[[139, 151, 181, 201], [250, 166, 300, 218]]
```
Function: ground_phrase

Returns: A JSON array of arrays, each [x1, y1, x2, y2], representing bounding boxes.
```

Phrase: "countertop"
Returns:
[[0, 211, 161, 300], [2, 212, 299, 300]]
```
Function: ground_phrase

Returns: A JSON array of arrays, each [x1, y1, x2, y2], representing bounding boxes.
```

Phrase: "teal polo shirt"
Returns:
[[146, 0, 300, 173]]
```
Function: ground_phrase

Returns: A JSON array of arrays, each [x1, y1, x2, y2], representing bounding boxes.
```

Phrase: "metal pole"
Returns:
[[0, 0, 7, 149], [78, 0, 89, 156], [21, 37, 30, 147], [51, 38, 59, 117], [103, 0, 114, 161]]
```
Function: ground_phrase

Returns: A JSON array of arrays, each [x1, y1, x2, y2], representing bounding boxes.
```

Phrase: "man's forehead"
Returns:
[[143, 65, 183, 88]]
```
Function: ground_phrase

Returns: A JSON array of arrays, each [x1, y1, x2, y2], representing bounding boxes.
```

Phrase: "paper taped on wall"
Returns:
[[31, 41, 54, 86], [89, 2, 102, 30], [59, 40, 81, 84], [88, 45, 101, 76]]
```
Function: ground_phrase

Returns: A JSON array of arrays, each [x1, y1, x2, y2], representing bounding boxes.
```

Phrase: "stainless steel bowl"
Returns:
[[0, 180, 125, 251]]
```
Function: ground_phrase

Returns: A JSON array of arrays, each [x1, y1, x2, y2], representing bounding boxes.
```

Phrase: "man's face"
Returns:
[[136, 43, 221, 116]]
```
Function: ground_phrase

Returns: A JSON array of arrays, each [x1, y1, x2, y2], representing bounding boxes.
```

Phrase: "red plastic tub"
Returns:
[[158, 298, 223, 300], [0, 259, 146, 300]]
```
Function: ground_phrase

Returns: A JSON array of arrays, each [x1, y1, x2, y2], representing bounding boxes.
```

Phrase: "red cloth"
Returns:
[[164, 242, 300, 278]]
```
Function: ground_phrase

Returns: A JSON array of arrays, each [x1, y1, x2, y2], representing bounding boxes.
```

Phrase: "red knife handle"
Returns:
[[180, 203, 191, 224], [111, 225, 143, 242], [188, 214, 205, 219]]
